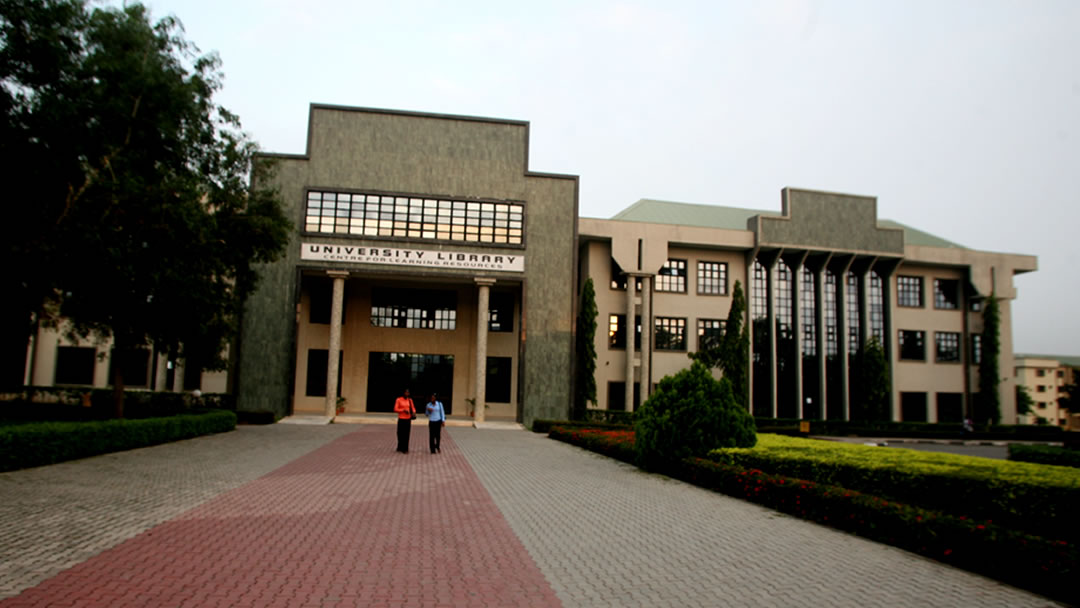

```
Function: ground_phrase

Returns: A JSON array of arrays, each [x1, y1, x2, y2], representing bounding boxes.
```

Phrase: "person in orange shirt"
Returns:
[[394, 388, 416, 453]]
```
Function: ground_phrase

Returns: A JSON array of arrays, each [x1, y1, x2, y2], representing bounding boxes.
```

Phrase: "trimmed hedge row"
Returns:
[[674, 458, 1076, 605], [754, 417, 1065, 441], [532, 419, 631, 434], [548, 426, 1078, 605], [1010, 444, 1080, 469], [0, 409, 237, 472], [709, 434, 1080, 545], [1, 388, 236, 423]]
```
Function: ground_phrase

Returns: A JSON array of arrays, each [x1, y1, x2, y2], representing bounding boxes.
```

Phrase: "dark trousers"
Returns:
[[429, 420, 443, 453], [397, 418, 411, 453]]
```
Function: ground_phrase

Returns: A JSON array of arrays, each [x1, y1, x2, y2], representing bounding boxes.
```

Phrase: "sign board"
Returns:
[[301, 243, 525, 273], [799, 421, 811, 434]]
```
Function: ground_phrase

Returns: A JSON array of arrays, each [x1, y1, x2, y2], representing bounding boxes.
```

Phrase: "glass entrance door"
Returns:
[[367, 352, 455, 415]]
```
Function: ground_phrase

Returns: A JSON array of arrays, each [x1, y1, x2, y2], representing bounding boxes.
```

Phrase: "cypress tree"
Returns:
[[573, 278, 598, 418], [977, 295, 1001, 424]]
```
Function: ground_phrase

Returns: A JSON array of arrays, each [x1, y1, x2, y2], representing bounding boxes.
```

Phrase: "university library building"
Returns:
[[15, 105, 1037, 426]]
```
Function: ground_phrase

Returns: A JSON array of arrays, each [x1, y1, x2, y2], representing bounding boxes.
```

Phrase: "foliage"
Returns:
[[1058, 367, 1079, 414], [1, 388, 234, 422], [548, 426, 636, 463], [634, 361, 756, 471], [675, 458, 1076, 605], [573, 278, 598, 418], [0, 409, 236, 471], [1009, 444, 1080, 469], [751, 417, 1064, 440], [532, 418, 631, 434], [977, 296, 1001, 424], [709, 434, 1080, 544], [0, 0, 290, 415], [690, 281, 750, 410], [549, 426, 1077, 604], [850, 337, 890, 421], [1015, 385, 1035, 417]]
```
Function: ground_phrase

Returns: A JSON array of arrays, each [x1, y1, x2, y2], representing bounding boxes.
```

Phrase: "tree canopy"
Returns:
[[689, 280, 749, 409], [1, 0, 290, 408]]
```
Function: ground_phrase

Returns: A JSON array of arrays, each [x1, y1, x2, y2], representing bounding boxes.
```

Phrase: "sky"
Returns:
[[128, 0, 1078, 356]]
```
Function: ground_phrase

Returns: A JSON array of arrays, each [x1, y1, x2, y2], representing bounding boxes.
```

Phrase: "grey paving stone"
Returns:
[[450, 428, 1063, 608], [0, 424, 355, 600]]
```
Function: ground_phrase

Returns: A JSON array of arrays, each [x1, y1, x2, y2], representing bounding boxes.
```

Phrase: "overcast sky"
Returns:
[[133, 0, 1078, 356]]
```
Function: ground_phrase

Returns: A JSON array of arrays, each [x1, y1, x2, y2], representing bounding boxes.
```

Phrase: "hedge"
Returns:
[[0, 409, 237, 472], [532, 419, 631, 434], [1, 388, 236, 423], [549, 426, 1077, 605], [754, 417, 1065, 441], [1010, 444, 1080, 469], [709, 434, 1080, 545]]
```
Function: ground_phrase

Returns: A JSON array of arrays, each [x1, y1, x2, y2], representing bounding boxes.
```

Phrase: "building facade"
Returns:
[[233, 105, 578, 425], [14, 106, 1042, 426], [579, 189, 1037, 423], [1014, 354, 1078, 427]]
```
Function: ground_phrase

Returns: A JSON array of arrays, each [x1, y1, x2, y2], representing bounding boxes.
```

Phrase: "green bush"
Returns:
[[710, 434, 1080, 544], [1, 388, 236, 422], [0, 409, 236, 472], [752, 417, 1065, 441], [634, 361, 755, 471], [1010, 443, 1080, 468]]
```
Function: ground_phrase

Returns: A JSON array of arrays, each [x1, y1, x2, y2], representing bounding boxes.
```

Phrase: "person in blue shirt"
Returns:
[[425, 393, 446, 454]]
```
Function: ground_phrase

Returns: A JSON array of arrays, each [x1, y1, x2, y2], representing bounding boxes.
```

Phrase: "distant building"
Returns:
[[1014, 354, 1078, 427], [579, 191, 1037, 423]]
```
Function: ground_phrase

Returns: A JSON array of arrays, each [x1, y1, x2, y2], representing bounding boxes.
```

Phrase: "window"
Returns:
[[371, 288, 456, 330], [696, 261, 728, 295], [752, 260, 768, 320], [898, 330, 926, 361], [824, 271, 838, 357], [901, 392, 928, 422], [109, 348, 150, 388], [305, 349, 342, 398], [1037, 401, 1047, 408], [935, 332, 961, 363], [897, 275, 923, 308], [610, 258, 641, 291], [801, 268, 816, 356], [971, 335, 982, 365], [304, 191, 524, 245], [846, 272, 861, 352], [970, 299, 982, 312], [933, 279, 960, 310], [1036, 369, 1046, 377], [488, 292, 514, 333], [307, 277, 346, 325], [869, 272, 885, 343], [607, 381, 640, 412], [1037, 385, 1047, 393], [656, 259, 687, 293], [1058, 370, 1065, 378], [697, 319, 725, 351], [608, 314, 642, 349], [654, 317, 687, 351], [486, 357, 512, 403], [55, 346, 96, 385], [936, 393, 963, 423]]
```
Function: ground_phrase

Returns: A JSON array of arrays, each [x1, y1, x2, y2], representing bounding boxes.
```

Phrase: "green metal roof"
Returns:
[[611, 198, 967, 249]]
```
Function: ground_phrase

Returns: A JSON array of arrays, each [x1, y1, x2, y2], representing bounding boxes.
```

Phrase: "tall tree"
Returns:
[[1, 0, 290, 415], [1015, 384, 1034, 420], [977, 295, 1001, 424], [1058, 368, 1079, 415], [689, 280, 749, 410], [573, 278, 598, 418], [851, 336, 890, 421]]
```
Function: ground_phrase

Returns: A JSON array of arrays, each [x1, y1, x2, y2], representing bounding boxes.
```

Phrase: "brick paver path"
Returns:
[[1, 425, 557, 607], [0, 424, 1064, 607]]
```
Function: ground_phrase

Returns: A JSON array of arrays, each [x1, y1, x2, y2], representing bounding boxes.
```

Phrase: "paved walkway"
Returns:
[[0, 425, 1063, 607]]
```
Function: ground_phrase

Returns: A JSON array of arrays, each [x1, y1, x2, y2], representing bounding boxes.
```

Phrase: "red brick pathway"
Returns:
[[1, 426, 561, 607]]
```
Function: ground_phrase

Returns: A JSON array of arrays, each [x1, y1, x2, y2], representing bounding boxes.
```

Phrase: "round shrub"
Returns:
[[634, 361, 756, 471]]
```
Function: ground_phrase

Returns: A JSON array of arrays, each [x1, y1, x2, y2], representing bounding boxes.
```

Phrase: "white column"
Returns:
[[639, 275, 651, 405], [625, 274, 636, 412], [474, 278, 496, 424], [172, 361, 185, 393], [154, 349, 169, 392], [325, 270, 348, 418]]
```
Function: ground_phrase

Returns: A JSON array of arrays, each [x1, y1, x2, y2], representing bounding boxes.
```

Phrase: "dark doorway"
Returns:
[[367, 353, 455, 415]]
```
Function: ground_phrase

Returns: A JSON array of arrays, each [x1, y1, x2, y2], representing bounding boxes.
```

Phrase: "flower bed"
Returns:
[[548, 427, 1078, 605]]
